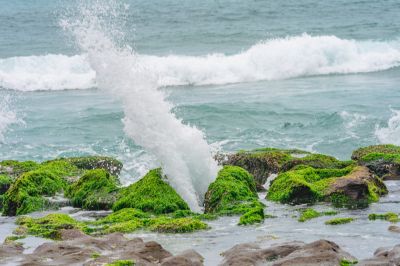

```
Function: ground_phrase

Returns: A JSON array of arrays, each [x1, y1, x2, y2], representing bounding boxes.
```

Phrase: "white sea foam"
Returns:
[[61, 0, 219, 211], [0, 95, 22, 143], [0, 54, 95, 91], [1, 34, 400, 91], [375, 109, 400, 145]]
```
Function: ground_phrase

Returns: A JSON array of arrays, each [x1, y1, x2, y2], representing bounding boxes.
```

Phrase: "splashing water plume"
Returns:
[[61, 0, 219, 211]]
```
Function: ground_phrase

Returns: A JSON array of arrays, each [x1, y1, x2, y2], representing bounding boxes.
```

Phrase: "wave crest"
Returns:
[[1, 34, 400, 91]]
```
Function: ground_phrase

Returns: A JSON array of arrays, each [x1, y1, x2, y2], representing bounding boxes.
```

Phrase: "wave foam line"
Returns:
[[1, 34, 400, 91], [375, 109, 400, 145]]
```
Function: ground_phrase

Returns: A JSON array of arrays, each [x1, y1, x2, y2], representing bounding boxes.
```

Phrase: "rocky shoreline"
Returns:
[[1, 144, 400, 265]]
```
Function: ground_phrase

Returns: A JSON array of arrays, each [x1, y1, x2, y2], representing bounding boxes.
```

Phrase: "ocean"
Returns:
[[1, 0, 400, 186]]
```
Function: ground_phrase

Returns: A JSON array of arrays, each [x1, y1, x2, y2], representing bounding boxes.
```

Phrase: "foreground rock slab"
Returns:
[[0, 229, 204, 266], [220, 239, 356, 266]]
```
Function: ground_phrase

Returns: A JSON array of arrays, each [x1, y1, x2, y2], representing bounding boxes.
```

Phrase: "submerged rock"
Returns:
[[358, 244, 400, 266], [113, 168, 190, 214], [220, 239, 356, 266], [224, 148, 352, 188], [388, 225, 400, 233], [204, 165, 265, 225], [352, 144, 400, 180], [65, 169, 120, 210], [267, 165, 387, 209]]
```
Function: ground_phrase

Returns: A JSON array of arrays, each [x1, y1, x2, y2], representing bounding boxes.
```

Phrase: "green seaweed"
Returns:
[[298, 208, 338, 222], [325, 217, 354, 225], [105, 260, 135, 266], [368, 212, 399, 223], [65, 169, 119, 210], [113, 168, 189, 214]]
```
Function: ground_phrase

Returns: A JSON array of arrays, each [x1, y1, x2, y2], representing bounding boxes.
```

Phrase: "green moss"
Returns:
[[101, 219, 144, 234], [368, 212, 399, 223], [113, 168, 189, 214], [105, 260, 135, 266], [340, 259, 358, 266], [0, 174, 12, 194], [15, 213, 89, 240], [96, 208, 150, 224], [352, 144, 400, 161], [91, 252, 101, 259], [65, 169, 119, 210], [3, 170, 67, 216], [325, 217, 354, 225], [267, 166, 353, 205], [238, 206, 264, 225], [4, 235, 26, 243], [298, 208, 338, 222], [282, 154, 354, 171], [49, 156, 123, 175], [0, 160, 39, 178], [204, 166, 258, 214], [149, 217, 208, 233]]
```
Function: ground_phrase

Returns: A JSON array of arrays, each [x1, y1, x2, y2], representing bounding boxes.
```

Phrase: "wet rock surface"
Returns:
[[220, 240, 356, 266], [0, 229, 204, 266], [358, 244, 400, 266]]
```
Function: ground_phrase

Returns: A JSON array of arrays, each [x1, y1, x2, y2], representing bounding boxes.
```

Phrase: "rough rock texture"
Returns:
[[358, 244, 400, 266], [267, 165, 387, 209], [220, 240, 356, 266], [352, 144, 400, 180], [2, 229, 203, 266], [223, 148, 353, 189]]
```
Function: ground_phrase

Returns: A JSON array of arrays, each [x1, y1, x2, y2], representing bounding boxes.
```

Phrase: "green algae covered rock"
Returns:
[[15, 213, 90, 240], [2, 161, 79, 216], [368, 212, 399, 223], [48, 156, 123, 175], [204, 166, 265, 225], [65, 169, 120, 210], [325, 217, 354, 225], [352, 144, 400, 180], [0, 175, 12, 194], [225, 148, 353, 188], [298, 208, 338, 222], [0, 160, 39, 179], [267, 165, 387, 209], [113, 168, 189, 214], [149, 217, 208, 233], [105, 260, 135, 266]]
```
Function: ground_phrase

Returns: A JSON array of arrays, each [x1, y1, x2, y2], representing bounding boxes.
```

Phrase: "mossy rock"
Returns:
[[368, 212, 399, 223], [298, 208, 338, 222], [352, 144, 400, 180], [204, 166, 265, 225], [106, 260, 135, 266], [148, 217, 208, 233], [47, 156, 123, 175], [325, 217, 354, 225], [225, 148, 352, 188], [65, 169, 120, 210], [0, 174, 12, 194], [15, 213, 90, 240], [2, 161, 79, 216], [113, 168, 189, 214], [267, 166, 387, 209], [0, 160, 39, 179]]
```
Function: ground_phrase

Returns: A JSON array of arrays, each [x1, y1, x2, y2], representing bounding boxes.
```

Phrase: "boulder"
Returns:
[[224, 148, 352, 188], [220, 240, 355, 266], [161, 249, 204, 266], [352, 144, 400, 180], [267, 165, 387, 209], [358, 244, 400, 266], [204, 165, 265, 225]]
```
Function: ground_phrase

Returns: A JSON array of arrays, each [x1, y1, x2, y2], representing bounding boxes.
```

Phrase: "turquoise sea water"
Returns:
[[1, 0, 400, 183]]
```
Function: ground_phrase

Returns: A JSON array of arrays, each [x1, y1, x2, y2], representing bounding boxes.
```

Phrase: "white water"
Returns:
[[61, 1, 218, 211], [375, 109, 400, 145], [1, 35, 400, 91], [0, 95, 21, 143]]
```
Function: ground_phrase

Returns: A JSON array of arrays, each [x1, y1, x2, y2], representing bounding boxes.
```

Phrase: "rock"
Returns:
[[224, 148, 352, 188], [388, 225, 400, 233], [112, 168, 190, 214], [161, 249, 204, 266], [0, 240, 24, 259], [352, 144, 400, 180], [267, 165, 387, 209], [18, 229, 183, 266], [272, 240, 356, 266], [204, 166, 265, 225], [220, 240, 356, 266], [65, 169, 120, 210], [358, 244, 400, 265], [0, 160, 39, 179]]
